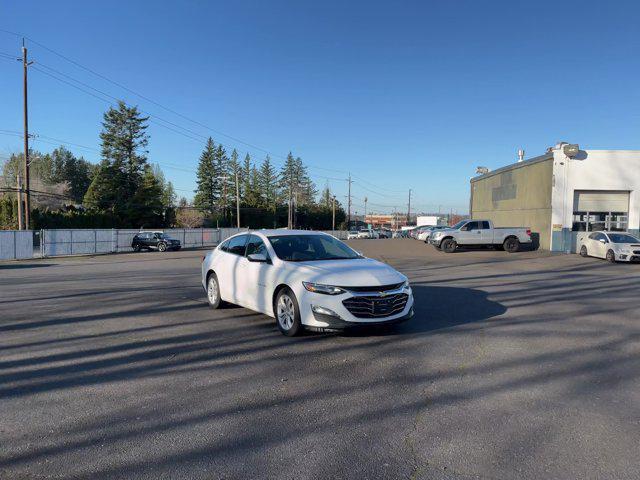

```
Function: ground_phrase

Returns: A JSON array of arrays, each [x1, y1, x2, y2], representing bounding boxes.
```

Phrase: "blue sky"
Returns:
[[1, 0, 639, 214]]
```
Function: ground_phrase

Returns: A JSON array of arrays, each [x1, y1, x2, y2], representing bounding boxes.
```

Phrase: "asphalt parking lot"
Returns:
[[1, 239, 639, 479]]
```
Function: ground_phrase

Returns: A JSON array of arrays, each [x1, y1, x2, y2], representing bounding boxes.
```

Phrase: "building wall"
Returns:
[[550, 149, 640, 252], [471, 157, 554, 250]]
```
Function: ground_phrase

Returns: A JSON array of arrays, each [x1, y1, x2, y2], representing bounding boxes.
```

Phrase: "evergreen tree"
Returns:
[[129, 165, 165, 227], [279, 152, 297, 209], [242, 153, 252, 203], [193, 138, 218, 214], [295, 156, 316, 205], [320, 183, 332, 209], [84, 101, 150, 219], [214, 144, 230, 219], [258, 155, 278, 211]]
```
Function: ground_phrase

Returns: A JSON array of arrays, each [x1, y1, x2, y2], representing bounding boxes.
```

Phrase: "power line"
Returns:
[[29, 64, 346, 183], [14, 32, 350, 174], [2, 31, 413, 197]]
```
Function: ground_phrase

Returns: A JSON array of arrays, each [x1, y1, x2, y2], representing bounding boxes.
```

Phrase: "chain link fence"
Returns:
[[1, 228, 349, 260]]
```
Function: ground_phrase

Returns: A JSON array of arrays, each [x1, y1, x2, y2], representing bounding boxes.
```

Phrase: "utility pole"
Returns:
[[22, 40, 33, 230], [407, 188, 412, 224], [332, 195, 336, 231], [16, 174, 24, 230], [347, 173, 353, 229], [235, 170, 240, 228], [222, 180, 227, 225], [364, 196, 368, 226]]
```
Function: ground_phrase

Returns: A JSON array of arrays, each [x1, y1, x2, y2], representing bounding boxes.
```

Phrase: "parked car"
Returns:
[[357, 228, 379, 239], [579, 231, 640, 263], [347, 230, 360, 240], [417, 225, 448, 242], [430, 220, 531, 253], [378, 229, 392, 239], [132, 231, 182, 252], [201, 230, 414, 336], [410, 225, 433, 239], [392, 230, 407, 238]]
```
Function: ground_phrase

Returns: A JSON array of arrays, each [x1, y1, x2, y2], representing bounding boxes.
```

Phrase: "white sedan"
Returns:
[[579, 231, 640, 263], [201, 230, 414, 336]]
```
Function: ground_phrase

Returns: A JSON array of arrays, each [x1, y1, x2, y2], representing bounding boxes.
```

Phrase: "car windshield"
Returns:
[[450, 220, 467, 229], [607, 233, 640, 243], [268, 234, 362, 262]]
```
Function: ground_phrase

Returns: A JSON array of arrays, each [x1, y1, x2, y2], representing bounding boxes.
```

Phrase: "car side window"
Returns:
[[246, 235, 268, 258], [588, 233, 598, 240], [226, 235, 248, 256], [481, 221, 491, 229], [219, 239, 230, 252], [465, 221, 479, 231]]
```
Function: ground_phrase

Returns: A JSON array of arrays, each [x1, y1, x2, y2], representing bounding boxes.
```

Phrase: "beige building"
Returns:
[[470, 143, 640, 252]]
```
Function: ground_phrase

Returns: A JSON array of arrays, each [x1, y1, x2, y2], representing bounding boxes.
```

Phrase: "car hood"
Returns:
[[613, 242, 640, 249], [283, 258, 405, 287]]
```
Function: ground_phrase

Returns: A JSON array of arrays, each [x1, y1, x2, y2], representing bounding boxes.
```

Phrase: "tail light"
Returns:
[[526, 229, 531, 236]]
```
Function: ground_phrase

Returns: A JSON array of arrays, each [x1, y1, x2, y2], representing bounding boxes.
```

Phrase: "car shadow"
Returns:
[[338, 284, 507, 337]]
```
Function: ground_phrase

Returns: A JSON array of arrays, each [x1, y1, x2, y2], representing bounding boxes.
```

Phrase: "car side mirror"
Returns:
[[599, 238, 606, 243], [247, 253, 268, 263]]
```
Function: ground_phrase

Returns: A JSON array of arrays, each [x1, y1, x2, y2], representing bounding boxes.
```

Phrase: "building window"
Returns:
[[572, 211, 628, 232]]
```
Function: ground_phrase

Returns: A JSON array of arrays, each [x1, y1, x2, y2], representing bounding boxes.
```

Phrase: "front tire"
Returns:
[[606, 249, 616, 263], [206, 272, 222, 309], [441, 238, 457, 253], [276, 288, 303, 336], [504, 237, 520, 253], [158, 242, 167, 252], [580, 245, 588, 257]]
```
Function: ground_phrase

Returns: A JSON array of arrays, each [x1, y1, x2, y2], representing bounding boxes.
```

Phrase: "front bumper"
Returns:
[[298, 286, 415, 331], [616, 252, 640, 262], [430, 237, 443, 246], [307, 306, 414, 332]]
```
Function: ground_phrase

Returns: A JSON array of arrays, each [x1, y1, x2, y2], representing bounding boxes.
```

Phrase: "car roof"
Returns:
[[242, 229, 333, 238]]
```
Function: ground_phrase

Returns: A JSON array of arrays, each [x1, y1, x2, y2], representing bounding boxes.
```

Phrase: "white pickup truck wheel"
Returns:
[[441, 238, 457, 253], [504, 237, 520, 253]]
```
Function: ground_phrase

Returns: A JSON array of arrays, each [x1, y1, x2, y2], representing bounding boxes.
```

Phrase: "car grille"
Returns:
[[342, 293, 408, 318], [341, 282, 404, 293]]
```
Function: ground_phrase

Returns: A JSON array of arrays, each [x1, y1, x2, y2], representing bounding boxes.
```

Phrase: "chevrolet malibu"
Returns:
[[201, 230, 414, 336]]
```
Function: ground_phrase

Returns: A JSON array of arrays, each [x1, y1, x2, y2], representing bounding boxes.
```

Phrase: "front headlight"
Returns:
[[302, 282, 346, 295], [403, 279, 412, 294]]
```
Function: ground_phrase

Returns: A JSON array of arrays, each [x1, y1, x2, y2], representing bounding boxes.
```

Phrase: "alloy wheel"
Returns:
[[207, 276, 218, 305], [277, 294, 295, 330]]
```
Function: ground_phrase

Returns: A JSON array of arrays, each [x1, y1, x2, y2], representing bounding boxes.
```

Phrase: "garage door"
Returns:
[[573, 191, 629, 212]]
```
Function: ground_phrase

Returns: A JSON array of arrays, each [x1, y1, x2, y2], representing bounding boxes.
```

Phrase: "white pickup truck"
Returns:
[[429, 219, 532, 253]]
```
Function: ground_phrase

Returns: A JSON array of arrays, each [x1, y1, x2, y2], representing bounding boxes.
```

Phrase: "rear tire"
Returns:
[[275, 288, 303, 336], [132, 244, 141, 252], [441, 238, 457, 253], [606, 249, 616, 263], [158, 242, 167, 252], [580, 245, 588, 257], [504, 237, 520, 253]]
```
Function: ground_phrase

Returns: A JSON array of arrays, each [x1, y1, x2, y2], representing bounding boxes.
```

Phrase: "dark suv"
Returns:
[[132, 232, 182, 252]]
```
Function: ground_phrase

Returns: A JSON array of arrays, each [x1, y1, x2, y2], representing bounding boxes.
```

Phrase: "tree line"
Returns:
[[0, 101, 345, 230], [191, 137, 344, 229]]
